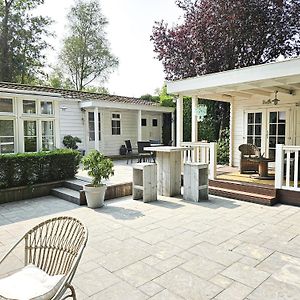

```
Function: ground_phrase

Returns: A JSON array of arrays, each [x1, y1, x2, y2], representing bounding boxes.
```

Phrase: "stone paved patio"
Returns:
[[1, 195, 300, 299]]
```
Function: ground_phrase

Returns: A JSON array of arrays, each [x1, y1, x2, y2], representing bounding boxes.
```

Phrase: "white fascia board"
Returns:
[[80, 100, 175, 113], [0, 87, 61, 98], [167, 58, 300, 95]]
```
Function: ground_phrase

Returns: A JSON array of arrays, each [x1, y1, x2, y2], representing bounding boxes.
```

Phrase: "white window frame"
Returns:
[[23, 119, 38, 153], [88, 111, 101, 141], [40, 100, 54, 115], [41, 119, 55, 151], [111, 112, 121, 135], [0, 97, 14, 116], [22, 99, 37, 115], [0, 117, 16, 154]]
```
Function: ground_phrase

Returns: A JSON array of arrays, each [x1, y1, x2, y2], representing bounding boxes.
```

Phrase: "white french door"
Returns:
[[245, 108, 290, 159], [267, 109, 289, 160]]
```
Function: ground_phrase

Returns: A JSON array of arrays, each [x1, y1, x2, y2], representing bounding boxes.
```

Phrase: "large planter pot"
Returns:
[[84, 184, 107, 208]]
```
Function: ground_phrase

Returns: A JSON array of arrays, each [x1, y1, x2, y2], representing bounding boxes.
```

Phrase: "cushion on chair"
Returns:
[[0, 264, 65, 300]]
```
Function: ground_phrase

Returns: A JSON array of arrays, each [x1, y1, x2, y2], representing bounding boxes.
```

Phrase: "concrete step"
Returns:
[[209, 186, 277, 206], [51, 187, 83, 205], [63, 179, 89, 191]]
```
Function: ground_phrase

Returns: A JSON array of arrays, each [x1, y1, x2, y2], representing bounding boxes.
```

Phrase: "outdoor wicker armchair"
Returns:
[[238, 144, 260, 174], [0, 216, 88, 300]]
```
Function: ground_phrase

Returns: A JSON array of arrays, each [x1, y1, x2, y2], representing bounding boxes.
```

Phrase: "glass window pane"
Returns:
[[89, 132, 95, 141], [269, 149, 275, 160], [42, 137, 54, 151], [269, 137, 276, 148], [141, 118, 147, 126], [0, 120, 14, 136], [41, 101, 53, 114], [269, 124, 277, 136], [278, 137, 285, 144], [248, 113, 254, 124], [112, 113, 120, 119], [0, 98, 13, 112], [278, 112, 286, 123], [0, 137, 14, 153], [88, 112, 94, 120], [255, 113, 262, 124], [23, 100, 36, 114], [278, 124, 286, 136], [270, 112, 277, 123], [247, 125, 253, 135], [24, 137, 37, 152], [152, 119, 158, 127], [247, 137, 253, 144], [255, 125, 261, 135], [255, 137, 261, 147], [42, 121, 54, 136], [24, 121, 36, 136]]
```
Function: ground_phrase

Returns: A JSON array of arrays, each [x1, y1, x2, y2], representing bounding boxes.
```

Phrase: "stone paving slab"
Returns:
[[1, 194, 300, 299]]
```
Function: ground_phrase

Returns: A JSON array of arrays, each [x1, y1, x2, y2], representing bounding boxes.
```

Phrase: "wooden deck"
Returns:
[[212, 165, 300, 206]]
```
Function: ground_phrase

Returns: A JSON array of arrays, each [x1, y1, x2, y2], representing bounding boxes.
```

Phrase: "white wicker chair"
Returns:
[[0, 216, 88, 300]]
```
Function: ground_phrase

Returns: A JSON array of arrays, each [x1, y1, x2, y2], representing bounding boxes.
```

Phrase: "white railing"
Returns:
[[180, 142, 217, 180], [275, 144, 300, 192]]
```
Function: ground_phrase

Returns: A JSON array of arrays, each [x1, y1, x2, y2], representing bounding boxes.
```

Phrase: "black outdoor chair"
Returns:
[[125, 140, 137, 164], [137, 141, 154, 163]]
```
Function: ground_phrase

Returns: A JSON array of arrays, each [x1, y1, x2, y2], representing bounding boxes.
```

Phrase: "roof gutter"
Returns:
[[80, 100, 175, 113], [0, 87, 62, 98]]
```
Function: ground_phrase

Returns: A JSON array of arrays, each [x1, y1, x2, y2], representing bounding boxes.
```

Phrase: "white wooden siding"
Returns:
[[100, 109, 138, 155], [59, 100, 86, 149]]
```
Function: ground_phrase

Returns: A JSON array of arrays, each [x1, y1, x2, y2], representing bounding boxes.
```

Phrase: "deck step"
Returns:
[[51, 187, 85, 205], [209, 179, 276, 197], [209, 186, 277, 206]]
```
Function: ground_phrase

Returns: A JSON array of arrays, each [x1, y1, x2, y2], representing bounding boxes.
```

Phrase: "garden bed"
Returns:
[[0, 181, 64, 204]]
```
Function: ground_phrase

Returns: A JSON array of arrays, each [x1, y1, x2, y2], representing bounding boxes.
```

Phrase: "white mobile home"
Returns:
[[0, 83, 174, 155]]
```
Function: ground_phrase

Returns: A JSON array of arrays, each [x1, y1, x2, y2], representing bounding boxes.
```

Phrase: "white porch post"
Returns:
[[137, 110, 142, 141], [191, 96, 198, 143], [176, 95, 183, 146], [229, 99, 234, 167], [275, 144, 284, 189], [171, 111, 175, 145], [191, 96, 198, 142], [94, 107, 100, 151], [209, 142, 217, 180]]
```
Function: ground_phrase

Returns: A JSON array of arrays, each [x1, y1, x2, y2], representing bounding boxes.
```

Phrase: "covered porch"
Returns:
[[167, 58, 300, 204]]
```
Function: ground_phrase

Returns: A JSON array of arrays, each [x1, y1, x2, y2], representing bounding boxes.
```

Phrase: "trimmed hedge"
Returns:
[[0, 149, 81, 189]]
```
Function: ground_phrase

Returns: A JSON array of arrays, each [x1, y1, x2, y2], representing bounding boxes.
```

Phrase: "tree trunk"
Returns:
[[0, 2, 12, 81]]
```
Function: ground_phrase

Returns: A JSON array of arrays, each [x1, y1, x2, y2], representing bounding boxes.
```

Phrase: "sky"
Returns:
[[37, 0, 183, 97]]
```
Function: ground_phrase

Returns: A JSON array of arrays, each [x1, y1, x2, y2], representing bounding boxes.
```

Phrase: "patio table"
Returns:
[[144, 146, 193, 196], [249, 157, 275, 180]]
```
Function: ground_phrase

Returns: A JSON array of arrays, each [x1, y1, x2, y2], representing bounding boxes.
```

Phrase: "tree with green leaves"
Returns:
[[0, 0, 52, 83], [60, 0, 118, 91]]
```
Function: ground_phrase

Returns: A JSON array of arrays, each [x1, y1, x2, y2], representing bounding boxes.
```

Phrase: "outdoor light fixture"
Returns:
[[263, 91, 280, 105], [195, 104, 207, 121]]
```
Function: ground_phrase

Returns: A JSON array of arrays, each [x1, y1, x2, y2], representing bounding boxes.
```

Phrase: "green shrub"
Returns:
[[63, 135, 82, 149], [217, 128, 230, 165], [0, 149, 81, 189]]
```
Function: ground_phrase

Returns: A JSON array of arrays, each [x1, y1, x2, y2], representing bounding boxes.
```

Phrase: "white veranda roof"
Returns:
[[167, 58, 300, 101]]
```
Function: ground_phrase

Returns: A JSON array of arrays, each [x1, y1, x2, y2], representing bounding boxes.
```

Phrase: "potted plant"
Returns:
[[63, 135, 82, 150], [81, 150, 114, 208]]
